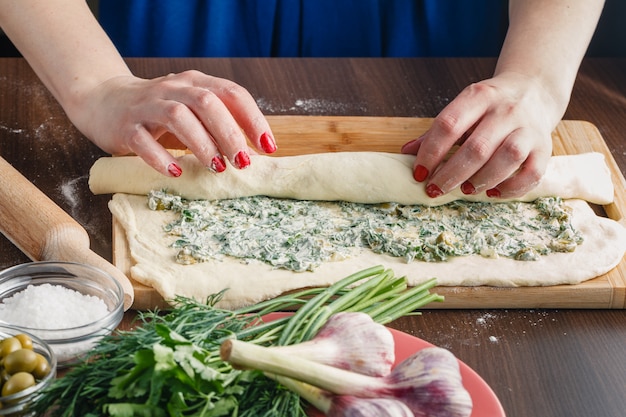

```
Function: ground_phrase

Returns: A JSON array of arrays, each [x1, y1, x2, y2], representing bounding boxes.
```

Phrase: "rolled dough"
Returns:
[[90, 152, 615, 206]]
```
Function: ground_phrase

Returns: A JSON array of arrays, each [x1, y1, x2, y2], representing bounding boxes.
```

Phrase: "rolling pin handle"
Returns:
[[0, 156, 134, 310]]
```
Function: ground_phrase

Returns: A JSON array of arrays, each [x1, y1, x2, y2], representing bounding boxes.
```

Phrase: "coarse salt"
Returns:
[[0, 283, 109, 329]]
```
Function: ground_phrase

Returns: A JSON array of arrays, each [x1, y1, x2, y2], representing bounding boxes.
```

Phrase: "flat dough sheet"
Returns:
[[110, 196, 626, 309], [97, 152, 626, 309]]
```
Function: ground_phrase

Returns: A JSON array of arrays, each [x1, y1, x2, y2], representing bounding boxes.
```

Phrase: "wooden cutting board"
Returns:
[[112, 116, 626, 310]]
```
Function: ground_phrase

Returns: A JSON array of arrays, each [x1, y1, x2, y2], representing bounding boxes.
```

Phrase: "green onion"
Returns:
[[270, 374, 414, 417]]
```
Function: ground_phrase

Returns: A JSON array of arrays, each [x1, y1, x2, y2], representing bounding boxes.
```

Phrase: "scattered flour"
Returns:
[[476, 312, 496, 326], [0, 124, 25, 134], [256, 97, 366, 115], [59, 175, 88, 215], [292, 98, 349, 113]]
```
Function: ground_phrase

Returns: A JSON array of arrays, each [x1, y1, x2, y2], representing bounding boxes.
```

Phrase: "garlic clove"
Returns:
[[386, 347, 473, 417], [329, 396, 415, 417], [272, 312, 395, 377]]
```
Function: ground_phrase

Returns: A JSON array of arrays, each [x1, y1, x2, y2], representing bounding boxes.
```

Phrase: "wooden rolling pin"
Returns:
[[0, 156, 134, 310]]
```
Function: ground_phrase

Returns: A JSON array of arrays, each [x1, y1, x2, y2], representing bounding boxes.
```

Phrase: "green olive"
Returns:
[[14, 334, 33, 350], [0, 338, 22, 358], [3, 349, 37, 374], [31, 353, 51, 379], [1, 372, 35, 397]]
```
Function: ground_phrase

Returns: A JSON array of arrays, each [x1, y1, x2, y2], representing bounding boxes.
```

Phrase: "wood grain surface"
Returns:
[[0, 57, 624, 417], [113, 116, 626, 310]]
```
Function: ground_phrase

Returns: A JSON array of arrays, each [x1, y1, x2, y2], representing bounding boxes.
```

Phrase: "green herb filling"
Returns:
[[148, 190, 583, 272]]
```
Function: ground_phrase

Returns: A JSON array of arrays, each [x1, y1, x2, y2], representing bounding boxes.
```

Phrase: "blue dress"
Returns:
[[98, 0, 508, 57]]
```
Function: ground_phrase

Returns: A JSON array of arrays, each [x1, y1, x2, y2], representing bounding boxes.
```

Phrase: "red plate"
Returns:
[[262, 313, 505, 417]]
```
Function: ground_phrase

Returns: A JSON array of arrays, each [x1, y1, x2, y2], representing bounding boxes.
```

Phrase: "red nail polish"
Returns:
[[260, 132, 277, 153], [413, 165, 429, 182], [210, 155, 227, 173], [461, 181, 475, 195], [426, 183, 444, 198], [167, 162, 182, 177], [486, 188, 501, 198], [234, 151, 251, 169]]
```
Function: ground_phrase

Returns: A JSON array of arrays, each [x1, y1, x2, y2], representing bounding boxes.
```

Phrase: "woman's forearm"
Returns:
[[0, 0, 132, 117], [497, 0, 605, 114]]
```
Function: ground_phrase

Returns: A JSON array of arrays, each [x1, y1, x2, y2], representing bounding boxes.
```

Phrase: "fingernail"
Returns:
[[167, 162, 182, 177], [401, 139, 418, 153], [426, 183, 444, 198], [260, 132, 277, 153], [234, 150, 251, 169], [486, 188, 501, 198], [413, 165, 429, 182], [210, 155, 227, 173], [461, 181, 475, 195]]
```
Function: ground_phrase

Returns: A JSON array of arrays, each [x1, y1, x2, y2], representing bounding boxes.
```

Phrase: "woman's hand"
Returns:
[[0, 0, 276, 177], [402, 0, 605, 199], [401, 72, 555, 199], [74, 71, 276, 177]]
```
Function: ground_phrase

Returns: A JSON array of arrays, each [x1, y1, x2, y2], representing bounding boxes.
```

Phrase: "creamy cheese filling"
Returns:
[[147, 190, 583, 272]]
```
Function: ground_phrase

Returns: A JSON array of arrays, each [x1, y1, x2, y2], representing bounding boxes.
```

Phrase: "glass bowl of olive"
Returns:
[[0, 326, 56, 416]]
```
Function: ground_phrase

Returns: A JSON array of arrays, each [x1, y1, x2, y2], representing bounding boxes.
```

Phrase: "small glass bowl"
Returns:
[[0, 325, 57, 416], [0, 262, 124, 367]]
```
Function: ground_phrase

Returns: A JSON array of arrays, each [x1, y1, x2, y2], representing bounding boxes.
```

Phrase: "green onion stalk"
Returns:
[[34, 265, 442, 417]]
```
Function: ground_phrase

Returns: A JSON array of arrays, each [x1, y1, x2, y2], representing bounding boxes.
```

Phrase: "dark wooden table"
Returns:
[[0, 57, 624, 417]]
